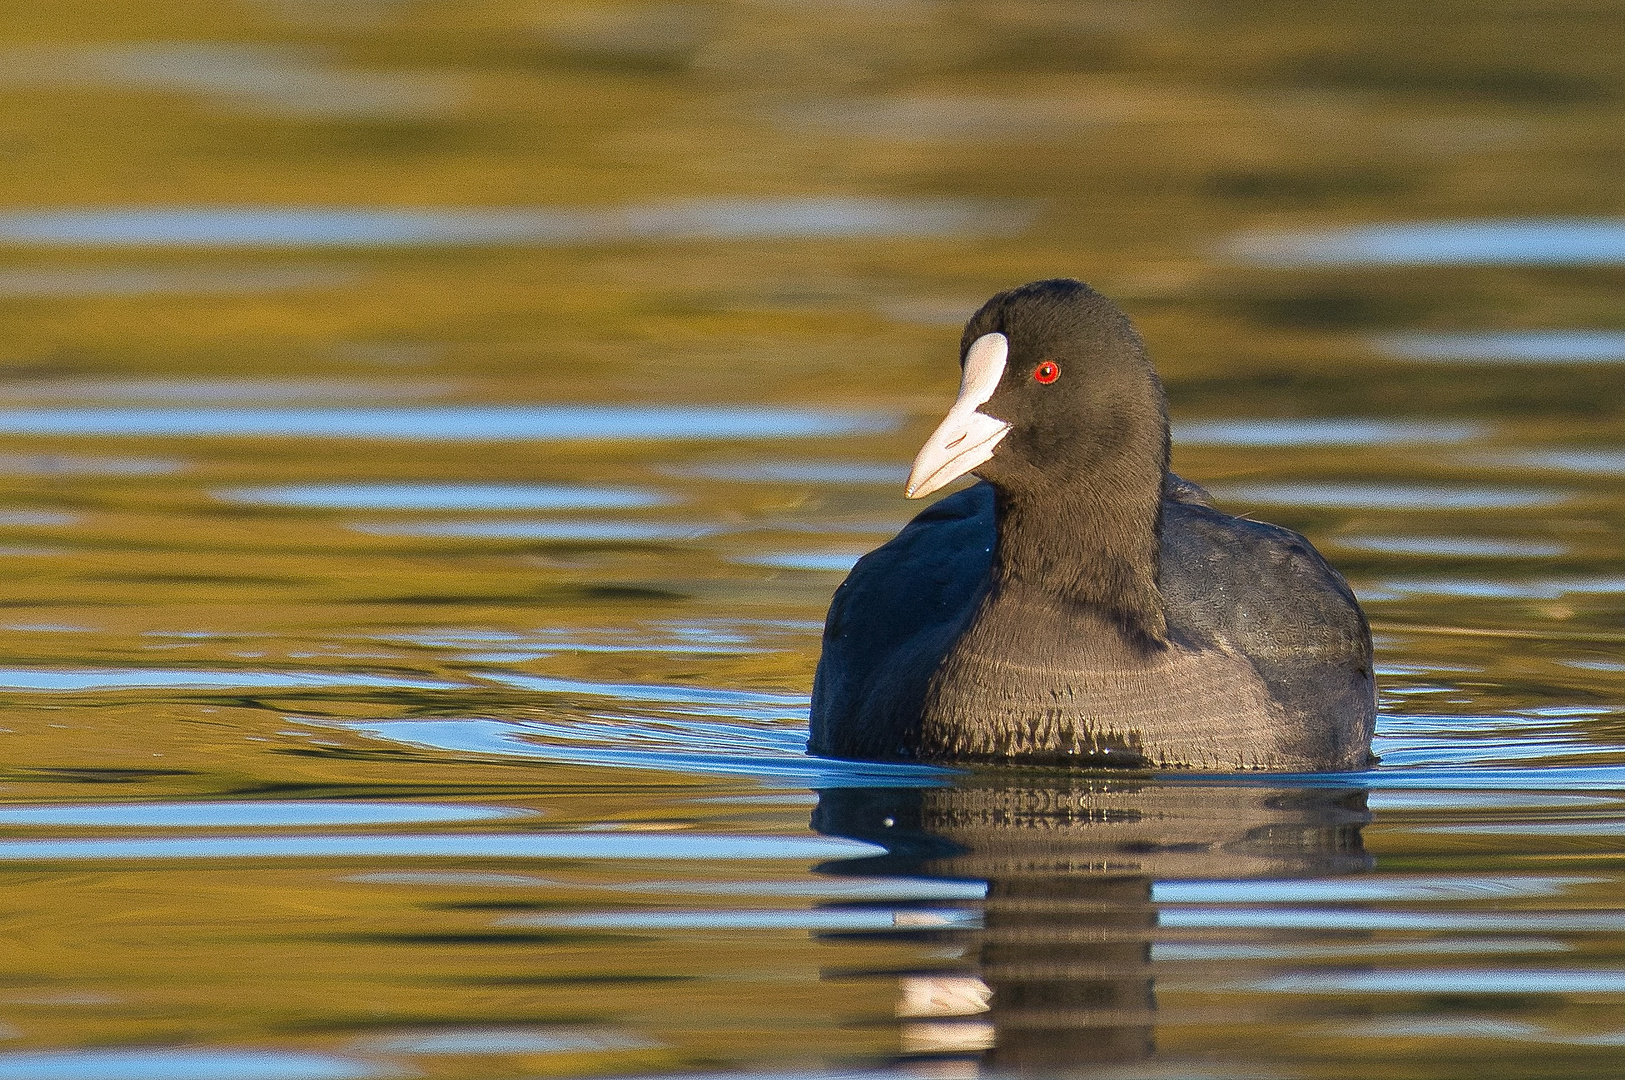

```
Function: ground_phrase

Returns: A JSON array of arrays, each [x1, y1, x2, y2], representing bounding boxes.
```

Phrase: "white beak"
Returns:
[[905, 332, 1011, 499]]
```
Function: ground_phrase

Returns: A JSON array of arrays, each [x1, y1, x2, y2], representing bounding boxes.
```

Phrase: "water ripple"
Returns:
[[1152, 876, 1594, 903], [0, 832, 882, 862], [0, 801, 526, 828], [500, 908, 979, 931], [1208, 481, 1567, 510], [354, 520, 716, 542], [361, 1028, 653, 1055], [1368, 575, 1625, 600], [0, 405, 897, 441], [326, 717, 948, 787], [1165, 909, 1625, 932], [1474, 449, 1625, 475], [219, 482, 670, 511], [0, 668, 455, 692], [1345, 1017, 1625, 1045], [0, 1048, 388, 1080], [731, 552, 865, 572], [1228, 218, 1625, 267], [0, 199, 1024, 248], [481, 673, 810, 712], [660, 461, 909, 485], [1374, 330, 1625, 364], [1175, 418, 1486, 447], [0, 42, 461, 120], [1248, 969, 1625, 994], [1336, 535, 1567, 557]]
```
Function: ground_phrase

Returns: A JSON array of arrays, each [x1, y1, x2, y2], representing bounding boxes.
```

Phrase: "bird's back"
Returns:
[[1158, 487, 1376, 768], [810, 480, 1376, 769]]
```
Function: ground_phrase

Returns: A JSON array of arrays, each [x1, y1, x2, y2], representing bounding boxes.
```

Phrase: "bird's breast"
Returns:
[[918, 599, 1296, 769]]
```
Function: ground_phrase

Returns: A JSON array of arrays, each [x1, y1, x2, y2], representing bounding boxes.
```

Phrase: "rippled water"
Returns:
[[2, 1, 1624, 1078], [0, 200, 1021, 248]]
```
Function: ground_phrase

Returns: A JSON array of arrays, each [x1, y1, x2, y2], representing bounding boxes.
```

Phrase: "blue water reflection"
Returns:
[[353, 520, 715, 541], [219, 482, 670, 511], [0, 669, 456, 691], [1207, 481, 1568, 510], [0, 832, 881, 861], [327, 716, 951, 787], [1152, 876, 1591, 903], [1369, 575, 1625, 600], [0, 1048, 387, 1080], [1374, 330, 1625, 363], [0, 802, 525, 828], [1336, 535, 1568, 557], [0, 405, 897, 441], [0, 42, 460, 119], [661, 461, 909, 485], [0, 199, 1023, 248], [1475, 449, 1625, 475], [1347, 1018, 1625, 1045], [732, 552, 865, 572], [381, 620, 808, 656], [1165, 909, 1625, 932], [603, 877, 988, 900], [482, 673, 811, 713], [1229, 218, 1625, 266], [1224, 765, 1625, 791], [501, 908, 976, 931], [1365, 791, 1614, 810], [0, 379, 453, 404], [1153, 939, 1570, 961], [1174, 418, 1485, 446], [1249, 969, 1625, 993], [361, 1028, 652, 1055]]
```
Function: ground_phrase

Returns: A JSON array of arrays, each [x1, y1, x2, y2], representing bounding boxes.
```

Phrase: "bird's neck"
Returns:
[[989, 477, 1167, 644]]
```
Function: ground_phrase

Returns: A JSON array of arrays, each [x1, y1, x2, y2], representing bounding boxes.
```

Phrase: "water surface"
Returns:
[[2, 2, 1624, 1078]]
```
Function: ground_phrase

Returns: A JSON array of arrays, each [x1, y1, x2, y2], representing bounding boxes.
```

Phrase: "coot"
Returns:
[[810, 279, 1376, 771]]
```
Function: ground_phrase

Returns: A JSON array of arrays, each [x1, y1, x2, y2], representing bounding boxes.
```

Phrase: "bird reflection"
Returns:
[[813, 776, 1370, 1072]]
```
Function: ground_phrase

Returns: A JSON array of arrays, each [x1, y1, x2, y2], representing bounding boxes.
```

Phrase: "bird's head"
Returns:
[[906, 279, 1169, 501]]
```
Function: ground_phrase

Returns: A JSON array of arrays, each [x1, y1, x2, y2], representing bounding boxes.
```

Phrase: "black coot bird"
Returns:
[[811, 279, 1376, 771]]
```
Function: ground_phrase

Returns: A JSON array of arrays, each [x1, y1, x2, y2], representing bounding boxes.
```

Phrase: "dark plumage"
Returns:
[[810, 279, 1376, 771]]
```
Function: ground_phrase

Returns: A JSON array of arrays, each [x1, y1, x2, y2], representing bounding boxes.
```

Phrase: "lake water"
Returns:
[[1, 2, 1623, 1078]]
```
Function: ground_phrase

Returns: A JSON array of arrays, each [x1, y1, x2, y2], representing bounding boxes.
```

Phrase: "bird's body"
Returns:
[[810, 279, 1376, 772]]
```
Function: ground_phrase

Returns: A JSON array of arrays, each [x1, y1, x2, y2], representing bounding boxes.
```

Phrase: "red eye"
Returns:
[[1033, 361, 1060, 384]]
